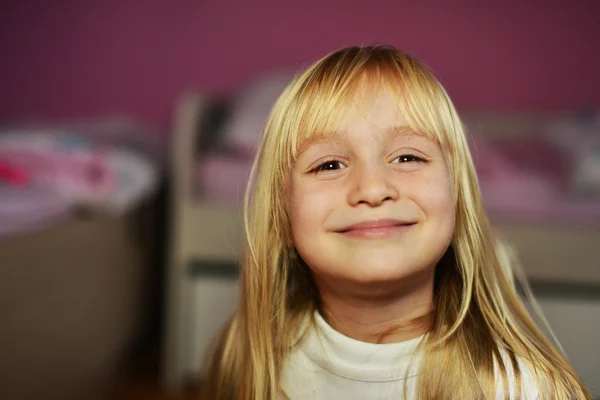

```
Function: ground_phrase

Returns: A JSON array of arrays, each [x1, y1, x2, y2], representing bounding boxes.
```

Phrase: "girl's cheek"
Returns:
[[405, 170, 453, 210]]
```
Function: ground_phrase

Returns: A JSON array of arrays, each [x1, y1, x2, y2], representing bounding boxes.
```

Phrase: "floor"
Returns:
[[109, 342, 202, 400], [113, 380, 200, 400]]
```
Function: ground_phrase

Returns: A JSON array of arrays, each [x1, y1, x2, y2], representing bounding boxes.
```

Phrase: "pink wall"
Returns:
[[1, 1, 599, 130]]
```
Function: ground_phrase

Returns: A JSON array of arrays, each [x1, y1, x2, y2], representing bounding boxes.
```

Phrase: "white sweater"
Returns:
[[279, 312, 541, 399]]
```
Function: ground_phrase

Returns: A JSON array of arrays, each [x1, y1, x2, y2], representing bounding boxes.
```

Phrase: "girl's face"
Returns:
[[289, 89, 455, 290]]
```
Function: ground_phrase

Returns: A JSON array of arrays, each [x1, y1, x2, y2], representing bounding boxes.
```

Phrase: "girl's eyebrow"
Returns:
[[296, 133, 346, 156], [386, 126, 439, 148], [297, 126, 429, 157], [385, 125, 424, 138]]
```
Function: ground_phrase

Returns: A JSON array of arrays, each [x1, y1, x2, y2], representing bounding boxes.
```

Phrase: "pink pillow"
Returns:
[[221, 70, 297, 155], [194, 155, 252, 204]]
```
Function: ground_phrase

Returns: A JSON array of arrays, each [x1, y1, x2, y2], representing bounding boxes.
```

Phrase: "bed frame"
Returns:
[[162, 92, 600, 393], [0, 199, 160, 399]]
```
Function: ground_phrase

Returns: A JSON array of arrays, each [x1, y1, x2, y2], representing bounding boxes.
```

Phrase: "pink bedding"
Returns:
[[471, 136, 600, 225], [0, 187, 70, 239], [0, 118, 165, 240], [193, 155, 252, 205]]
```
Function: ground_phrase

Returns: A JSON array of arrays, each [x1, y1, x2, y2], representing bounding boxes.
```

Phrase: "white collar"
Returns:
[[297, 311, 426, 382]]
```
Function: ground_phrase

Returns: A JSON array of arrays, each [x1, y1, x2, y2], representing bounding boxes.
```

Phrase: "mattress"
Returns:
[[0, 187, 70, 240], [0, 117, 166, 240]]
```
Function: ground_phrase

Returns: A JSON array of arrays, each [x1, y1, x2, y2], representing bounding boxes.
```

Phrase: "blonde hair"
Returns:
[[203, 45, 592, 399]]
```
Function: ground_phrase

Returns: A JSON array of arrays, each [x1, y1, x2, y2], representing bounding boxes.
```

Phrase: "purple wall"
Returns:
[[1, 1, 599, 130]]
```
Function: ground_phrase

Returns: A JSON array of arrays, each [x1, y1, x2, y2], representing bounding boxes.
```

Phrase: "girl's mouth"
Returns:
[[336, 219, 417, 239]]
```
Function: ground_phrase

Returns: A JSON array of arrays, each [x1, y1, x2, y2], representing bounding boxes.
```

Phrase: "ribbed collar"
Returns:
[[298, 311, 425, 382]]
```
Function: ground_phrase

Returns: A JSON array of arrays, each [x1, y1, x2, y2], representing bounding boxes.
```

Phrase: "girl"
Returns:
[[202, 45, 592, 399]]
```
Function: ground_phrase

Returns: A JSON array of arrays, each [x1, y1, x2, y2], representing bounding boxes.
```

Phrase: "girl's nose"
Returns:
[[346, 162, 399, 207]]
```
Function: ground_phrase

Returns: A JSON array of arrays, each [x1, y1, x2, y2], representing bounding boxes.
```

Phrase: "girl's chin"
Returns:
[[322, 264, 434, 286]]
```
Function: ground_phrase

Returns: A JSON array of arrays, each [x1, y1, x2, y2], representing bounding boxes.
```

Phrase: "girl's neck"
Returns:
[[316, 271, 435, 344]]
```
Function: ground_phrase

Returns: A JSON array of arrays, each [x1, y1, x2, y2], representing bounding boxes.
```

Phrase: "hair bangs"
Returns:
[[280, 66, 373, 169], [272, 46, 460, 174]]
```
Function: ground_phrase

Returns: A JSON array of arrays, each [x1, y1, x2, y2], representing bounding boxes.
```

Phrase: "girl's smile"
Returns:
[[332, 218, 417, 239]]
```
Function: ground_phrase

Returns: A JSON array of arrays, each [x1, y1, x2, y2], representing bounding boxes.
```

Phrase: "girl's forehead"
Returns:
[[336, 89, 409, 132]]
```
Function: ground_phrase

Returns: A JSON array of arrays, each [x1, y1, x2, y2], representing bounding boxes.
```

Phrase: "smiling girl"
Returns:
[[201, 45, 592, 399]]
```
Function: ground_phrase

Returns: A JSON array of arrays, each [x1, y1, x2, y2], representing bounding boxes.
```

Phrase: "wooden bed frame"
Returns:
[[162, 92, 600, 392], [0, 199, 161, 399]]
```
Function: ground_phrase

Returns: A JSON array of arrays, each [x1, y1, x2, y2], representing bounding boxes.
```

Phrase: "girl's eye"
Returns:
[[311, 160, 346, 173], [392, 154, 424, 164]]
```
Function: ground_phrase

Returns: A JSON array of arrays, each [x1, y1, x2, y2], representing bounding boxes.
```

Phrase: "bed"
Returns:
[[162, 75, 600, 395], [0, 118, 166, 399]]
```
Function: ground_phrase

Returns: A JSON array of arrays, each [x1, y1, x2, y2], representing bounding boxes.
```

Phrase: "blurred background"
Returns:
[[0, 1, 599, 399]]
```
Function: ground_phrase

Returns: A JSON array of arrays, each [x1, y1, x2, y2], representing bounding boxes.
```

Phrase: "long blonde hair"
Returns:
[[203, 45, 592, 399]]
